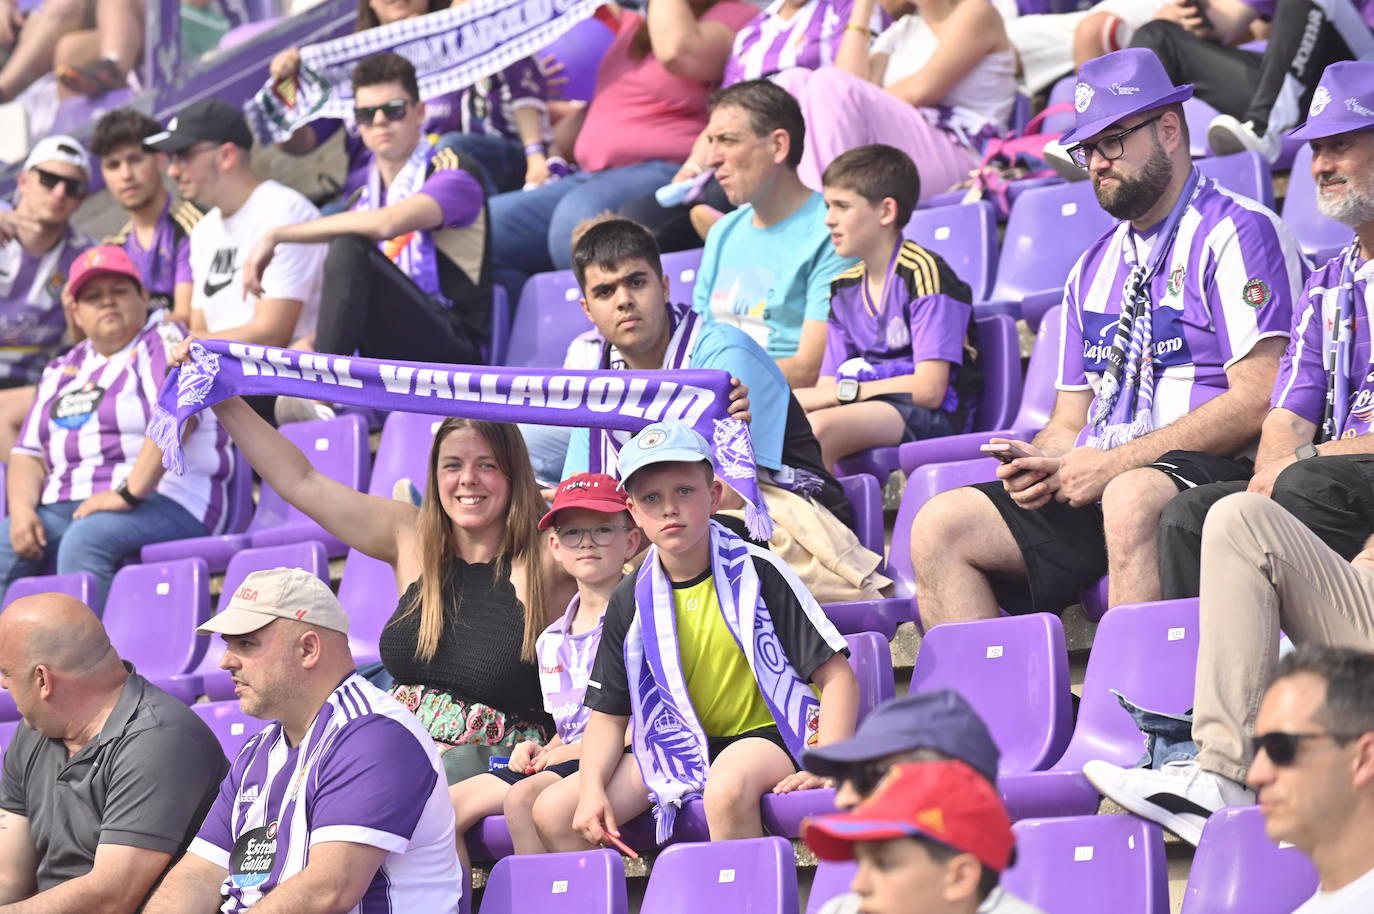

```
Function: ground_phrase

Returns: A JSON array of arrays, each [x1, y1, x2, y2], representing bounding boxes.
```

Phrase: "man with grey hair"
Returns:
[[0, 593, 227, 912]]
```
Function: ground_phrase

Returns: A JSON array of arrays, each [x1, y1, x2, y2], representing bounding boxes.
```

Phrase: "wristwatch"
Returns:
[[1295, 443, 1319, 461], [836, 378, 860, 404], [115, 480, 143, 508]]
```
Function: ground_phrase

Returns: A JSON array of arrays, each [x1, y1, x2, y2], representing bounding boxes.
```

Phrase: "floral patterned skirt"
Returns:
[[391, 684, 550, 752]]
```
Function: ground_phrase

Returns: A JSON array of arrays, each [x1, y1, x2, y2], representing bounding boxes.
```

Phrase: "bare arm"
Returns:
[[0, 843, 173, 914], [1029, 388, 1093, 457], [1249, 408, 1374, 495], [0, 811, 37, 904], [170, 281, 193, 327], [1201, 0, 1259, 42], [550, 104, 588, 164], [513, 105, 550, 186], [5, 453, 44, 517], [883, 0, 1007, 107], [810, 652, 859, 748], [834, 0, 878, 78], [141, 853, 226, 914], [237, 843, 389, 914], [775, 320, 830, 389], [572, 711, 631, 845], [191, 300, 303, 348], [70, 424, 198, 519], [647, 0, 738, 81]]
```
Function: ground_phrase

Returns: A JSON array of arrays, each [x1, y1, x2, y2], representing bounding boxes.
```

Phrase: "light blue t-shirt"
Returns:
[[692, 192, 856, 359], [562, 320, 788, 478]]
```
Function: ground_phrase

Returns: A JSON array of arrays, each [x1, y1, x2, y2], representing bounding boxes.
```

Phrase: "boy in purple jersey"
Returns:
[[448, 473, 640, 871], [91, 108, 201, 325], [796, 144, 978, 468]]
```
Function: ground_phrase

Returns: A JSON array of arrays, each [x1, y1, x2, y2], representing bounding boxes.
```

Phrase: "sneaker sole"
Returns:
[[1085, 767, 1207, 846], [1206, 124, 1248, 157]]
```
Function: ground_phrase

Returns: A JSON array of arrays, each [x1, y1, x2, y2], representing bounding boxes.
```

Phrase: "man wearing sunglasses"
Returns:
[[0, 134, 92, 458], [802, 690, 1045, 914], [241, 51, 491, 426], [909, 47, 1306, 629]]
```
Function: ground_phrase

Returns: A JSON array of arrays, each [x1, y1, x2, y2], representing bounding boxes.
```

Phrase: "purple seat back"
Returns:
[[103, 558, 211, 676], [1183, 97, 1222, 159], [1014, 304, 1062, 430], [479, 849, 628, 914], [1043, 76, 1077, 135], [1282, 143, 1352, 263], [992, 182, 1114, 305], [3, 571, 97, 609], [910, 614, 1072, 773], [220, 446, 254, 535], [1053, 599, 1199, 773], [888, 457, 1002, 599], [1197, 151, 1275, 210], [844, 632, 895, 725], [1003, 816, 1169, 914], [218, 18, 281, 50], [902, 200, 998, 301], [805, 861, 857, 914], [248, 414, 370, 533], [836, 475, 882, 555], [1181, 806, 1318, 914], [191, 700, 268, 759], [538, 16, 615, 102], [660, 247, 705, 299], [0, 462, 6, 517], [642, 837, 799, 914], [488, 285, 512, 365], [50, 88, 137, 140]]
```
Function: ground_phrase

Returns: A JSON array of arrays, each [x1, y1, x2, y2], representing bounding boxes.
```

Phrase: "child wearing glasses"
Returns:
[[447, 472, 641, 873]]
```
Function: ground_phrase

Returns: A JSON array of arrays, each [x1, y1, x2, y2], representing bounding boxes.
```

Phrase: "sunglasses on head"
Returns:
[[1249, 730, 1365, 766], [31, 167, 86, 197], [354, 99, 411, 125]]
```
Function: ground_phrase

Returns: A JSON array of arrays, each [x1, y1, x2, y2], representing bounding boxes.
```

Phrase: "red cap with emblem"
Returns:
[[538, 472, 630, 530], [66, 245, 143, 301]]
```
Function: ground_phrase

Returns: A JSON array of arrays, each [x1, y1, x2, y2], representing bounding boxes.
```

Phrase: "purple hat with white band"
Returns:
[[1288, 61, 1374, 141], [1060, 48, 1194, 145]]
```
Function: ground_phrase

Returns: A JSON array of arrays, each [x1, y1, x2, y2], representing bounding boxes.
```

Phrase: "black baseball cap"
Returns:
[[145, 99, 253, 153]]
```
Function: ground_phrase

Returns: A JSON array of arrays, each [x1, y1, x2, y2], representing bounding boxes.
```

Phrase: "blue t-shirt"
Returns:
[[692, 192, 856, 359]]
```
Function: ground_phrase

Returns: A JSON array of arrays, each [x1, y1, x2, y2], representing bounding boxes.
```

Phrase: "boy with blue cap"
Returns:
[[910, 47, 1308, 628], [1089, 59, 1374, 849], [536, 421, 858, 850]]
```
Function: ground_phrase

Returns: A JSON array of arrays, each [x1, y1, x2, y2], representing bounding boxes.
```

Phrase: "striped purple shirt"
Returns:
[[104, 197, 199, 313], [1056, 178, 1308, 450], [536, 595, 605, 746], [0, 218, 92, 384], [13, 314, 231, 530], [724, 0, 883, 87], [1271, 247, 1374, 437], [189, 674, 461, 914], [453, 58, 548, 141]]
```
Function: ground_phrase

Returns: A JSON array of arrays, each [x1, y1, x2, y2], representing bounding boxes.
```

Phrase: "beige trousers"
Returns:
[[1195, 493, 1374, 782]]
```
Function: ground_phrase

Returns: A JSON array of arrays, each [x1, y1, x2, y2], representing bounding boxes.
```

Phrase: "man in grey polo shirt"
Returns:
[[0, 593, 226, 912]]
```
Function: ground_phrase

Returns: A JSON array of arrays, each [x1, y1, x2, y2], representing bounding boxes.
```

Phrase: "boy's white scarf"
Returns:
[[624, 521, 845, 843]]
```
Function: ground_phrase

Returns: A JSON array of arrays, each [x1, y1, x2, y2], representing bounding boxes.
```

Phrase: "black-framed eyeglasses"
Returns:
[[30, 167, 86, 197], [354, 99, 411, 125], [1066, 114, 1164, 168], [1249, 730, 1365, 767], [554, 524, 630, 548]]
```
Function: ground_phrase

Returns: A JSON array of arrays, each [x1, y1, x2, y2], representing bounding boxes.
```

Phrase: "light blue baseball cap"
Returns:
[[617, 422, 714, 490]]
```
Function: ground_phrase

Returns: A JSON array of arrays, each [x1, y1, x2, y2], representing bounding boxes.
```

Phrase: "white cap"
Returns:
[[198, 567, 349, 636], [23, 135, 89, 177]]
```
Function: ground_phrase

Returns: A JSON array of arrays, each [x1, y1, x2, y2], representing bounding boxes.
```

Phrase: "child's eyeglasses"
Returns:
[[31, 167, 86, 197], [354, 99, 411, 125], [555, 525, 630, 548], [1249, 730, 1363, 766]]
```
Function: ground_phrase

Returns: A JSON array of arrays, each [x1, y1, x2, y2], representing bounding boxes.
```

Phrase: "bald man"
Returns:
[[0, 593, 227, 913]]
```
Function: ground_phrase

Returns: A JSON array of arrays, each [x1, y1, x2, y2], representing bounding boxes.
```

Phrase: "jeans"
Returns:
[[488, 160, 679, 303], [619, 176, 735, 254], [0, 493, 209, 614], [436, 132, 526, 197]]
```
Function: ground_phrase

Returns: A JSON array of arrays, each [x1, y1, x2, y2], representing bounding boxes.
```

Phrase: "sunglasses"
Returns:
[[1066, 114, 1164, 168], [31, 167, 86, 197], [1249, 730, 1365, 766], [354, 99, 411, 125]]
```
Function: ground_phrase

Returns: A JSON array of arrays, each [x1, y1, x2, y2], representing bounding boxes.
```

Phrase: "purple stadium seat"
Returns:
[[1283, 143, 1352, 264], [3, 571, 97, 609], [1003, 815, 1169, 914], [1184, 95, 1300, 168], [218, 18, 281, 50], [1078, 575, 1110, 623], [898, 304, 1063, 475], [478, 849, 628, 914], [990, 182, 1115, 330], [836, 474, 882, 556], [642, 837, 799, 914], [50, 88, 136, 138], [660, 248, 704, 298], [1196, 150, 1275, 210], [0, 719, 19, 763], [998, 599, 1200, 820], [103, 558, 211, 704], [846, 632, 895, 724], [141, 414, 370, 571], [191, 700, 267, 759], [1043, 76, 1077, 136], [1181, 806, 1318, 914], [488, 285, 512, 365], [902, 200, 998, 302], [889, 457, 1001, 603], [805, 860, 857, 914], [833, 314, 1023, 483], [909, 614, 1072, 773], [539, 16, 615, 102]]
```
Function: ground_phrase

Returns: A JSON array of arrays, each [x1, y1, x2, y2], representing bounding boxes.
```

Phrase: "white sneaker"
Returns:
[[1082, 758, 1254, 845], [1042, 139, 1089, 182], [1206, 115, 1282, 163], [273, 396, 336, 425]]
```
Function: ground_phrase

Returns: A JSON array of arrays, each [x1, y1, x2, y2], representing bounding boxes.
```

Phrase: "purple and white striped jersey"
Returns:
[[189, 674, 461, 914], [724, 0, 882, 87], [536, 595, 605, 745], [1271, 247, 1374, 438], [454, 58, 548, 142], [1056, 178, 1307, 450], [12, 313, 232, 530], [0, 215, 92, 385]]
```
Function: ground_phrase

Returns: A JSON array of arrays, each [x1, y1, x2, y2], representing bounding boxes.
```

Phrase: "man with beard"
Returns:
[[907, 48, 1307, 627], [1087, 65, 1374, 840], [90, 109, 201, 325]]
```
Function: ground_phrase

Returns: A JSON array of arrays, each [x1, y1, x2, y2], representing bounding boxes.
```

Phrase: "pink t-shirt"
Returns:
[[574, 4, 758, 173]]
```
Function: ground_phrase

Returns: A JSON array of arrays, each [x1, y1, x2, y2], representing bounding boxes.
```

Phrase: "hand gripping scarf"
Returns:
[[625, 521, 846, 843], [148, 341, 773, 539]]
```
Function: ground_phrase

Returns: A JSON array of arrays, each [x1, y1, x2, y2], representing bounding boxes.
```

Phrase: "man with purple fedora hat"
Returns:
[[1088, 60, 1374, 851], [910, 47, 1307, 630]]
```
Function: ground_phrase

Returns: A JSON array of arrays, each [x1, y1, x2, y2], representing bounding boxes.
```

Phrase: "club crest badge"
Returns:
[[1310, 86, 1331, 117], [1074, 82, 1094, 114], [712, 418, 755, 481], [177, 342, 221, 408], [1242, 278, 1272, 309]]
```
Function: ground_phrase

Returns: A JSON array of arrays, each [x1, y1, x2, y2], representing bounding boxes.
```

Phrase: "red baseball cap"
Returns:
[[803, 760, 1015, 873], [67, 245, 143, 300], [537, 473, 630, 530]]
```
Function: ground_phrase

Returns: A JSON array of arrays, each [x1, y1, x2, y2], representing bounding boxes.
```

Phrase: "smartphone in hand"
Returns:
[[980, 442, 1033, 464]]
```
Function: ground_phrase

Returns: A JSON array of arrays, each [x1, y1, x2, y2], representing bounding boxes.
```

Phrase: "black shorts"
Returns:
[[707, 725, 799, 771], [870, 394, 956, 443], [973, 448, 1252, 614], [488, 759, 582, 784]]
